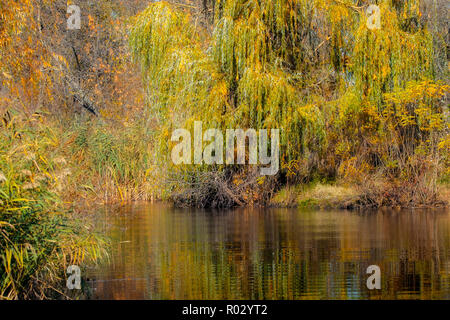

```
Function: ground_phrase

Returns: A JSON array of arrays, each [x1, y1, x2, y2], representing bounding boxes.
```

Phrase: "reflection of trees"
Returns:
[[92, 205, 450, 300]]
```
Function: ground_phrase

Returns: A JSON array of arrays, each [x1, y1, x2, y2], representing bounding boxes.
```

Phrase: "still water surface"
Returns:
[[87, 203, 450, 299]]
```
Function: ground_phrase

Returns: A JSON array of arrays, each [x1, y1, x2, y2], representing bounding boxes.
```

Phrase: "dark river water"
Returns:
[[86, 203, 450, 300]]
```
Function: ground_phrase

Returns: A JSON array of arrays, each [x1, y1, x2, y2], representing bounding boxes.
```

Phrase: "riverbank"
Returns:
[[0, 113, 108, 299], [0, 110, 447, 299], [270, 183, 450, 210]]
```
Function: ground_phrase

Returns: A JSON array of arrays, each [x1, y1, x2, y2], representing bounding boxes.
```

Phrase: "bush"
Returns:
[[0, 112, 105, 299]]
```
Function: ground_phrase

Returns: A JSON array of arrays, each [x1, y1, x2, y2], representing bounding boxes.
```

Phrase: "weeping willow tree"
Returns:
[[329, 1, 448, 205], [130, 0, 448, 206], [130, 0, 325, 167], [130, 3, 226, 160]]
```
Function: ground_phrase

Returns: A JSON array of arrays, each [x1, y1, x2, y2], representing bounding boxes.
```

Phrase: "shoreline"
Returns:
[[81, 182, 450, 211], [269, 183, 450, 210]]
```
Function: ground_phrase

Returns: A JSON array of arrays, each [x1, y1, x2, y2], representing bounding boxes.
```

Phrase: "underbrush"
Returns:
[[270, 180, 449, 210], [0, 112, 107, 299], [168, 167, 278, 208], [59, 115, 157, 203]]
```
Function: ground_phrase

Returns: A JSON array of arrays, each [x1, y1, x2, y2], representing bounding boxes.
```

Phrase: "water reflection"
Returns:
[[87, 204, 450, 300]]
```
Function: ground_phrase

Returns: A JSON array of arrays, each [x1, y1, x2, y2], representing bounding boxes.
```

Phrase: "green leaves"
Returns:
[[130, 0, 447, 203]]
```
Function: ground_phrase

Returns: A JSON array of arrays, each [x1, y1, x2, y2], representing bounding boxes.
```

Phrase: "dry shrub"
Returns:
[[169, 167, 278, 208]]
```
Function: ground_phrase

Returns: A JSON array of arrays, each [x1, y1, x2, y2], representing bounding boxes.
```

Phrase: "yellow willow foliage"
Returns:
[[212, 0, 324, 161], [352, 1, 434, 108], [213, 0, 316, 78], [131, 1, 323, 165], [131, 0, 446, 178], [130, 2, 228, 160], [383, 79, 448, 132], [314, 0, 359, 73]]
